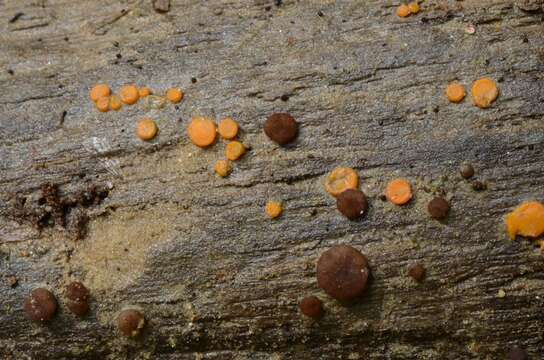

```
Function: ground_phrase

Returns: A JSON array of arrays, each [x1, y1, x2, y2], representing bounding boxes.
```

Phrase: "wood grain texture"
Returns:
[[1, 0, 544, 359]]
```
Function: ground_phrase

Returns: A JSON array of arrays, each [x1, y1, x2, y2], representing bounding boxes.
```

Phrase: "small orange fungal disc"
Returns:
[[408, 2, 420, 14], [96, 97, 110, 112], [266, 201, 283, 219], [166, 88, 184, 103], [136, 118, 158, 141], [325, 167, 359, 197], [139, 87, 152, 98], [109, 95, 122, 111], [385, 178, 412, 205], [187, 117, 217, 148], [505, 201, 544, 240], [218, 118, 239, 140], [472, 78, 499, 108], [120, 85, 140, 105], [446, 82, 466, 103], [90, 84, 111, 102], [226, 141, 246, 161], [214, 160, 231, 177], [397, 4, 410, 17]]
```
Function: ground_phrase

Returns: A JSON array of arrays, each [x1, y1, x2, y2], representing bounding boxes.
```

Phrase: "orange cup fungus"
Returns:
[[139, 87, 152, 98], [226, 141, 246, 161], [187, 116, 217, 148], [266, 201, 283, 219], [218, 118, 239, 140], [109, 95, 122, 111], [446, 82, 466, 103], [95, 97, 110, 112], [505, 201, 544, 240], [408, 2, 420, 14], [90, 84, 111, 102], [385, 178, 412, 205], [325, 167, 359, 197], [471, 78, 499, 108], [214, 160, 231, 177], [397, 4, 410, 17], [119, 85, 140, 105], [166, 88, 184, 103], [136, 118, 158, 141]]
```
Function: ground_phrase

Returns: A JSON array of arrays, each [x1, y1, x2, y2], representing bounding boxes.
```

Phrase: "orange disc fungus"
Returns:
[[136, 118, 158, 141], [95, 97, 110, 112], [218, 118, 239, 140], [266, 201, 283, 219], [166, 88, 184, 103], [226, 141, 246, 161], [471, 78, 499, 108], [385, 178, 412, 205], [505, 201, 544, 240], [397, 4, 410, 17], [90, 84, 111, 102], [214, 160, 231, 177], [119, 85, 140, 105], [408, 2, 420, 14], [325, 167, 359, 197], [187, 116, 217, 147], [446, 82, 466, 103], [139, 87, 152, 98], [109, 95, 122, 111]]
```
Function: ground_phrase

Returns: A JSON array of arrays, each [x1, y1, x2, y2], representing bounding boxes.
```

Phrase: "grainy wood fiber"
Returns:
[[1, 0, 544, 359]]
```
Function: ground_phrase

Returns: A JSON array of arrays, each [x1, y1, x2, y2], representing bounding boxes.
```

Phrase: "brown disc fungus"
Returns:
[[427, 197, 450, 219], [264, 113, 298, 145], [90, 84, 111, 102], [66, 281, 90, 316], [136, 118, 158, 141], [187, 116, 217, 147], [226, 141, 246, 161], [446, 82, 466, 103], [218, 118, 239, 140], [336, 189, 368, 220], [460, 163, 475, 179], [266, 200, 283, 219], [472, 180, 486, 191], [138, 87, 152, 98], [471, 78, 499, 108], [325, 167, 359, 197], [24, 288, 57, 323], [396, 4, 410, 17], [214, 159, 231, 177], [505, 201, 544, 240], [117, 309, 145, 337], [408, 263, 426, 282], [299, 296, 323, 319], [119, 84, 140, 105], [109, 95, 122, 111], [507, 347, 528, 360], [316, 244, 370, 301], [95, 97, 110, 112], [166, 88, 183, 103], [385, 178, 412, 205], [408, 2, 420, 14]]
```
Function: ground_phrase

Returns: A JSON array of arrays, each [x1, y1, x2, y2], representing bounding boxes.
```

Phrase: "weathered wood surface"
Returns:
[[1, 0, 544, 358]]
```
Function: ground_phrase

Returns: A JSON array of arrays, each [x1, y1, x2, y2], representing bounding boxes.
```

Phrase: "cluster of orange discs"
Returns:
[[446, 78, 499, 108], [396, 2, 420, 17]]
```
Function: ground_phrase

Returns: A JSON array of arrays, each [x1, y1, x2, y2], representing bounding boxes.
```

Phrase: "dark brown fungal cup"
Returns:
[[24, 288, 57, 323], [299, 296, 323, 319], [118, 309, 145, 337], [507, 347, 528, 360], [67, 300, 90, 316], [264, 113, 298, 145], [460, 164, 475, 179], [66, 281, 89, 302], [427, 197, 450, 219], [408, 263, 426, 282], [336, 189, 368, 220], [472, 180, 486, 191], [316, 244, 370, 301]]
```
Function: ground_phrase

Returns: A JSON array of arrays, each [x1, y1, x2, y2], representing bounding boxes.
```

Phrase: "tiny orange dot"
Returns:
[[218, 118, 239, 140], [446, 82, 466, 103], [90, 84, 111, 102], [471, 78, 499, 109], [187, 117, 217, 148], [136, 118, 158, 141], [325, 167, 359, 197], [385, 179, 412, 205], [119, 85, 140, 105], [109, 95, 122, 111], [139, 87, 152, 98], [214, 160, 231, 177], [266, 201, 283, 219], [397, 4, 410, 17], [96, 97, 110, 112], [226, 141, 246, 161], [166, 88, 184, 103], [408, 2, 420, 14]]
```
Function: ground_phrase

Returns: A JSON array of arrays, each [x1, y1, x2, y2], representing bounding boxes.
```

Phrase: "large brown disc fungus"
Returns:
[[299, 296, 323, 319], [264, 113, 298, 145], [24, 288, 57, 323], [316, 244, 370, 301], [117, 309, 145, 337]]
